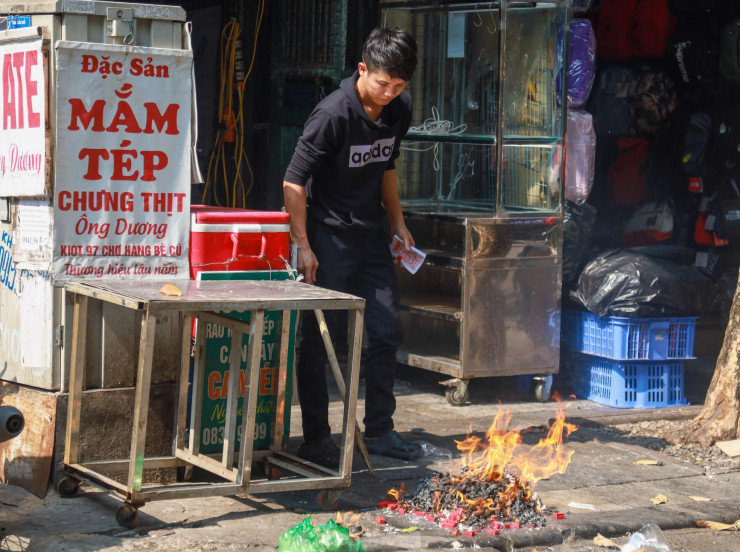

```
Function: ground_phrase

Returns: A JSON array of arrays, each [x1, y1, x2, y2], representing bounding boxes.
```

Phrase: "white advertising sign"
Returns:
[[53, 41, 192, 281], [0, 37, 46, 196]]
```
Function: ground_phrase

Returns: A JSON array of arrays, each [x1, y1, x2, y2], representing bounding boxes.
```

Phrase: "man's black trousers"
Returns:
[[297, 225, 403, 443]]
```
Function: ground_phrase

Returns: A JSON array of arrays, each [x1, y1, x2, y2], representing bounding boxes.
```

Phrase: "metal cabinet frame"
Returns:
[[383, 0, 569, 404]]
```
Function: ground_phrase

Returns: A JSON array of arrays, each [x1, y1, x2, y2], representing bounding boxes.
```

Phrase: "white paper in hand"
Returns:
[[390, 234, 426, 274]]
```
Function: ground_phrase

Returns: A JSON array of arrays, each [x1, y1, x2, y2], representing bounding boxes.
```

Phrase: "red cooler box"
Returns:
[[189, 205, 291, 279]]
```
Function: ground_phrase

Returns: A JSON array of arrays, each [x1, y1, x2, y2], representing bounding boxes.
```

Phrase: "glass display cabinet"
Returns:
[[382, 1, 569, 404]]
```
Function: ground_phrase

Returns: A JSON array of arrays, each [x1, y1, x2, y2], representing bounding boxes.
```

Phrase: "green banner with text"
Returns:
[[196, 271, 295, 453]]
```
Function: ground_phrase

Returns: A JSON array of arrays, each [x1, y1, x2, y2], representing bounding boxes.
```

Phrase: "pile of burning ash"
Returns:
[[385, 397, 576, 535], [386, 467, 554, 534]]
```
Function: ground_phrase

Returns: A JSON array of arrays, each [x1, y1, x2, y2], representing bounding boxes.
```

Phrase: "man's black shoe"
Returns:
[[364, 431, 423, 460], [297, 438, 340, 469]]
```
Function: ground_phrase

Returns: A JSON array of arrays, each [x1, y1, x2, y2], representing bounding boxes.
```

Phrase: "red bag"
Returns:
[[694, 212, 729, 246], [607, 137, 651, 206], [596, 0, 640, 61], [631, 0, 677, 58]]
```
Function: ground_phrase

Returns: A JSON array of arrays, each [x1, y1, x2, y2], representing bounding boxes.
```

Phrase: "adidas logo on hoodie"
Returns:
[[349, 137, 395, 168]]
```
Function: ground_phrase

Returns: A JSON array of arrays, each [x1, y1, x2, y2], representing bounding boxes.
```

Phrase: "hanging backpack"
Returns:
[[595, 0, 639, 61], [715, 178, 740, 241], [694, 211, 725, 246], [681, 113, 712, 176], [713, 106, 740, 161], [565, 109, 597, 204], [591, 65, 636, 137], [629, 65, 678, 136], [607, 137, 651, 206], [623, 199, 674, 246], [716, 197, 740, 241], [563, 19, 597, 108], [631, 0, 677, 59], [668, 0, 723, 17], [720, 19, 740, 82], [667, 23, 719, 88]]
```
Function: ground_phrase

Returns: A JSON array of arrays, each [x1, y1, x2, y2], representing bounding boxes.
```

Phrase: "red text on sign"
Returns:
[[2, 50, 42, 130]]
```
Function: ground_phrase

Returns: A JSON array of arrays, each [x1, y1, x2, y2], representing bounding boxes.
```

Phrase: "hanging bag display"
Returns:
[[681, 112, 712, 176], [596, 0, 639, 61], [623, 199, 675, 246], [592, 65, 636, 137], [713, 106, 740, 161], [631, 0, 677, 59], [566, 19, 597, 108], [668, 0, 723, 17], [720, 19, 740, 82], [715, 178, 740, 241], [629, 65, 678, 136], [716, 198, 740, 241], [565, 109, 597, 204], [607, 137, 651, 207], [667, 23, 719, 88]]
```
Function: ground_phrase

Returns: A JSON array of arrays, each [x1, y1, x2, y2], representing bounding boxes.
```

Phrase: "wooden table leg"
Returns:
[[64, 293, 88, 467], [271, 310, 292, 451], [174, 314, 192, 455], [127, 310, 157, 497], [237, 310, 264, 489]]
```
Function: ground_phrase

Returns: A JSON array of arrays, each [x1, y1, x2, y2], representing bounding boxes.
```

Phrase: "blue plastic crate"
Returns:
[[571, 353, 688, 408], [561, 309, 697, 360]]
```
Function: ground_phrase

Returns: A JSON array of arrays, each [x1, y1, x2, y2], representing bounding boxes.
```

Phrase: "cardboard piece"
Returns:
[[0, 383, 56, 498], [717, 439, 740, 458]]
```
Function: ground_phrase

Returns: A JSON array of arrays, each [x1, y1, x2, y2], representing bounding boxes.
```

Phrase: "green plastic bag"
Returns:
[[278, 516, 364, 552]]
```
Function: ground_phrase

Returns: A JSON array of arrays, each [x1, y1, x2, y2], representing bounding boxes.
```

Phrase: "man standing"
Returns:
[[283, 27, 422, 467]]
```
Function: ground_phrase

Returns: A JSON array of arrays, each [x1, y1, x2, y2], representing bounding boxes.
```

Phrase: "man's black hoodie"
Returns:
[[284, 70, 412, 235]]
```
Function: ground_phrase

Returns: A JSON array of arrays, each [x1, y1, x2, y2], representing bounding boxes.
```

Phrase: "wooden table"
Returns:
[[61, 279, 364, 525]]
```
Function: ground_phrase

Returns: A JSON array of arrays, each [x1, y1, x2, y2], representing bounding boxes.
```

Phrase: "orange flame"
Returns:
[[336, 510, 362, 527], [455, 408, 522, 482], [454, 392, 577, 487], [386, 482, 406, 503]]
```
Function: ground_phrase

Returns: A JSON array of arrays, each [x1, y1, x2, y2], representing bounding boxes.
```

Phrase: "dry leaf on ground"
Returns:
[[694, 520, 739, 531], [593, 533, 622, 549]]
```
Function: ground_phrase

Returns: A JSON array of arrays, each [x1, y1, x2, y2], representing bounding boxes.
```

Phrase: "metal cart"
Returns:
[[60, 279, 364, 525], [383, 1, 569, 404]]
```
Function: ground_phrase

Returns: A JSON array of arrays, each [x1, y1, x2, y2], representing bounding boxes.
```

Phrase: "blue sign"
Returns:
[[7, 16, 32, 29]]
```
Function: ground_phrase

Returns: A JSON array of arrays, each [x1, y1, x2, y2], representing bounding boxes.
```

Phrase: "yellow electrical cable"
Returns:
[[232, 0, 265, 205], [203, 19, 240, 207], [203, 1, 265, 209]]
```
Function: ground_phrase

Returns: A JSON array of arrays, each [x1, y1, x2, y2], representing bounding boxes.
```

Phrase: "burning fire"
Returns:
[[386, 394, 578, 531], [456, 395, 578, 486]]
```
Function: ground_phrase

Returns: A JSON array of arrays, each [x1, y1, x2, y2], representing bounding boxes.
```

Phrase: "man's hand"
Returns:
[[297, 245, 319, 284], [391, 223, 415, 251], [283, 181, 318, 283]]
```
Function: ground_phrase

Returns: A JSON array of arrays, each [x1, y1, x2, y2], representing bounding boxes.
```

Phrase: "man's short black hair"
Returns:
[[362, 27, 417, 82]]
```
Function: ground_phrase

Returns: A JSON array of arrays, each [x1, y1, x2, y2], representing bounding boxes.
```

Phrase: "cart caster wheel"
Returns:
[[116, 503, 138, 528], [533, 375, 553, 402], [445, 383, 469, 407], [262, 461, 281, 480], [317, 490, 342, 511], [56, 475, 80, 498]]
